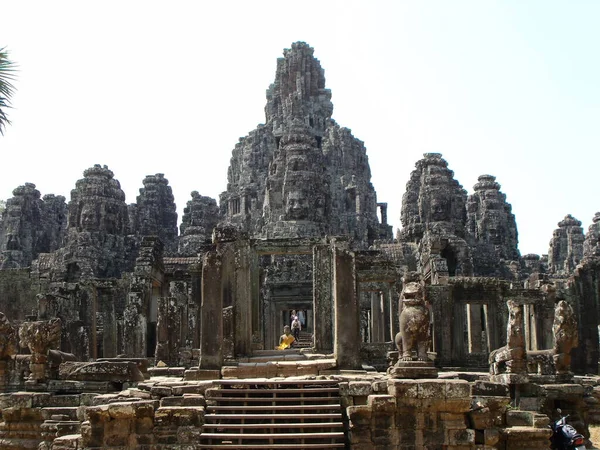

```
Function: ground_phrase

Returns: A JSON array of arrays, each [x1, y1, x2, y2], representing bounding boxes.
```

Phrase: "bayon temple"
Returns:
[[0, 42, 599, 449]]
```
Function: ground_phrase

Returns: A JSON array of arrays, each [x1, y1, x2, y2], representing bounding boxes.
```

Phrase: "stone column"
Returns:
[[313, 244, 333, 353], [333, 246, 361, 369], [189, 262, 202, 349], [155, 297, 181, 366], [199, 250, 223, 370], [467, 304, 483, 353], [452, 301, 466, 364], [234, 240, 253, 356], [98, 284, 118, 358], [371, 292, 385, 343]]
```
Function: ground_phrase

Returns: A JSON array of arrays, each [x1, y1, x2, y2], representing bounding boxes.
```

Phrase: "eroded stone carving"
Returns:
[[396, 272, 430, 362], [548, 215, 584, 275], [553, 300, 578, 374], [18, 318, 62, 382], [467, 175, 520, 277], [0, 312, 18, 360], [489, 300, 526, 375], [178, 191, 219, 256]]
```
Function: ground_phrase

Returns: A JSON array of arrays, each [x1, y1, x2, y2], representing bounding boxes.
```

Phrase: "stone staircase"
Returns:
[[294, 331, 313, 349], [0, 392, 83, 449], [197, 378, 346, 449]]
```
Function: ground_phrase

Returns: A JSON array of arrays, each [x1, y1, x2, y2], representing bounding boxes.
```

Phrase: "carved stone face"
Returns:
[[285, 190, 309, 220], [80, 203, 99, 231], [430, 197, 450, 222]]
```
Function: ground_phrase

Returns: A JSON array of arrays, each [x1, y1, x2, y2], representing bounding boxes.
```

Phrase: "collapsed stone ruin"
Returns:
[[1, 42, 600, 449]]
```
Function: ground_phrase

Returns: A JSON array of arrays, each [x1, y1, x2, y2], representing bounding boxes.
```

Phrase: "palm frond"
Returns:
[[0, 46, 17, 135]]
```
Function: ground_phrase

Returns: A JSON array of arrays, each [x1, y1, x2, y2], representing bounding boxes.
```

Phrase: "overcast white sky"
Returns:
[[1, 1, 599, 256]]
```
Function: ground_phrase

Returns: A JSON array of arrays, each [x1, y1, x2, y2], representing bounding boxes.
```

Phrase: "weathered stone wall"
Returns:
[[0, 269, 40, 321]]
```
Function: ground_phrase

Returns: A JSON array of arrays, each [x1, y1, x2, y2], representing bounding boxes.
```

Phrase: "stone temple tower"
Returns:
[[399, 153, 472, 280], [220, 42, 391, 245]]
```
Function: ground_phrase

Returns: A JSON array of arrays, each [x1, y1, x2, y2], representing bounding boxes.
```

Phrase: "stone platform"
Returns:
[[388, 360, 439, 379]]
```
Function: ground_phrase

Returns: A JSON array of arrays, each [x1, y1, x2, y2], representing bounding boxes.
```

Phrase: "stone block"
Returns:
[[372, 380, 388, 393], [348, 381, 373, 397], [446, 428, 475, 445], [347, 405, 372, 427], [84, 404, 110, 423], [484, 428, 500, 445], [506, 409, 533, 427], [151, 386, 173, 397], [468, 408, 493, 429], [445, 380, 470, 399], [471, 380, 509, 397], [104, 418, 132, 446], [107, 402, 136, 419], [349, 428, 371, 444], [184, 368, 220, 380], [417, 379, 447, 400], [388, 379, 419, 399], [134, 416, 154, 434], [367, 394, 396, 413]]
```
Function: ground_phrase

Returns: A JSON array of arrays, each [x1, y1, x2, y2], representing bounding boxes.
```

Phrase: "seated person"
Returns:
[[276, 325, 295, 350]]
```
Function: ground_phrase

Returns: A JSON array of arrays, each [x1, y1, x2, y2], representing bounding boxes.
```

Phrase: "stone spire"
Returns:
[[0, 183, 67, 269], [583, 212, 600, 258], [398, 153, 472, 280], [52, 165, 133, 280], [400, 153, 468, 243], [178, 192, 220, 256], [220, 42, 390, 246], [131, 174, 178, 253], [265, 41, 333, 138], [467, 175, 519, 276], [548, 214, 584, 275]]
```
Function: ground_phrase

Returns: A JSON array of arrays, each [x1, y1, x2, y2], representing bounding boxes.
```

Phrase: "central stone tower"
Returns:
[[220, 42, 391, 244]]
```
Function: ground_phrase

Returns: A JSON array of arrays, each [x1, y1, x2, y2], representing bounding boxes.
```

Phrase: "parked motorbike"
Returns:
[[550, 409, 586, 450]]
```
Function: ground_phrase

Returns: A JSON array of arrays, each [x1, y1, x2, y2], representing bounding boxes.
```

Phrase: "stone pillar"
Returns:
[[155, 297, 181, 366], [98, 286, 118, 358], [333, 246, 361, 369], [313, 244, 333, 353], [371, 292, 385, 343], [467, 304, 483, 353], [234, 240, 254, 356], [452, 302, 466, 364], [189, 262, 202, 349], [199, 250, 223, 370], [389, 284, 399, 342]]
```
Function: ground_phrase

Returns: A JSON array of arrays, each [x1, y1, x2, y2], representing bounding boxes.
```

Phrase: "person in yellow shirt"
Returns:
[[277, 325, 295, 350]]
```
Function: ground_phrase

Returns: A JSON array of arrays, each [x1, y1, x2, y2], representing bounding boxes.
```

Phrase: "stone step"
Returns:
[[202, 422, 344, 431], [207, 404, 341, 412], [214, 379, 339, 386], [196, 444, 345, 449], [41, 407, 79, 421], [208, 387, 339, 395], [207, 395, 341, 403], [200, 431, 345, 440], [205, 413, 342, 421]]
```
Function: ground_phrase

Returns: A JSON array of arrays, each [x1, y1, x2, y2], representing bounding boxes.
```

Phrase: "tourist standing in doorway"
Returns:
[[291, 310, 301, 341]]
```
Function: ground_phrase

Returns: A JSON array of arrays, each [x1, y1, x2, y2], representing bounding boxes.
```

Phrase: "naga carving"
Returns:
[[395, 272, 430, 362]]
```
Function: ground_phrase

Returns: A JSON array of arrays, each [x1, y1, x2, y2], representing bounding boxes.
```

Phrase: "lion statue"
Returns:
[[395, 272, 431, 362]]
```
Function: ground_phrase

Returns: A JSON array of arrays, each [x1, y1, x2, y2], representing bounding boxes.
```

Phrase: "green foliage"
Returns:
[[0, 47, 17, 136]]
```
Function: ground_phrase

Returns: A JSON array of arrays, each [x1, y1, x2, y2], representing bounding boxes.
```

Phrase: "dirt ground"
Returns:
[[590, 425, 600, 448]]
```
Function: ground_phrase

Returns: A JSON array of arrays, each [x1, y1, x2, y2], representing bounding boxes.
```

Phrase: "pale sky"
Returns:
[[1, 1, 598, 256]]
